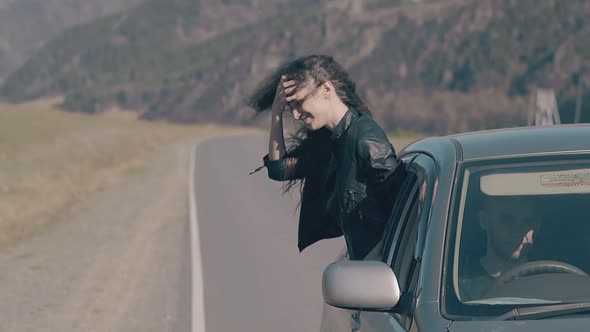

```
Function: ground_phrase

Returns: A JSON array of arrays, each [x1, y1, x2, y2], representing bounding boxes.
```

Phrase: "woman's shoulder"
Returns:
[[352, 117, 396, 162], [353, 113, 391, 144]]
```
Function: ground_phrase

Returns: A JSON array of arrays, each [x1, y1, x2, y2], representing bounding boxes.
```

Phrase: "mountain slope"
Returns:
[[0, 0, 144, 80], [2, 0, 589, 133]]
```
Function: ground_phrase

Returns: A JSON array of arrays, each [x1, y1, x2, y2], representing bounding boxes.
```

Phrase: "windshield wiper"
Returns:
[[498, 302, 590, 320]]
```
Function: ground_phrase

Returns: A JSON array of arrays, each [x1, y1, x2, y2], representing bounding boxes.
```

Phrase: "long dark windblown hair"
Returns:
[[249, 55, 372, 194]]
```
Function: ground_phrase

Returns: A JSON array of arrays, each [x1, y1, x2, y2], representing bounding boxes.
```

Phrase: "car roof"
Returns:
[[403, 124, 590, 162], [450, 124, 590, 160]]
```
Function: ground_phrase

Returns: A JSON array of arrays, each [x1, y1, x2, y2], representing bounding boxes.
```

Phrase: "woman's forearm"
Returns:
[[269, 113, 287, 161]]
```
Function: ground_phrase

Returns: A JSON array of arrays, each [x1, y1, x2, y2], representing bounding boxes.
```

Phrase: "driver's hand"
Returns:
[[512, 230, 535, 260]]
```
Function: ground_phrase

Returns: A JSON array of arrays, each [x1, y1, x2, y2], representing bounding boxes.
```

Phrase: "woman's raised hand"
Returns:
[[271, 75, 298, 116]]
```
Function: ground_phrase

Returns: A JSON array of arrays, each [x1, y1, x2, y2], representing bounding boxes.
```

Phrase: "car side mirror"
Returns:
[[322, 260, 401, 311]]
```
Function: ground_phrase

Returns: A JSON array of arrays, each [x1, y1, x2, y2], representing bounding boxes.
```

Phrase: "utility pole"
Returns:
[[574, 70, 585, 124], [529, 88, 561, 126]]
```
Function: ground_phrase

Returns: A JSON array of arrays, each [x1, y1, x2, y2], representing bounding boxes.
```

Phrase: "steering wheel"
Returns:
[[491, 260, 588, 290]]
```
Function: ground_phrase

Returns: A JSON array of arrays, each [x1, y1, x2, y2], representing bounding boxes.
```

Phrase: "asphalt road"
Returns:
[[193, 134, 344, 332], [0, 134, 344, 332]]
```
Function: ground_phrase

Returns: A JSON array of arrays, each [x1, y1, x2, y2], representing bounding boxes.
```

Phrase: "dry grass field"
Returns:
[[0, 99, 261, 248], [0, 99, 421, 249]]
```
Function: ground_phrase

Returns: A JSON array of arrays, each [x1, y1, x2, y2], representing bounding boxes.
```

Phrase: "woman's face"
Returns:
[[288, 83, 331, 131]]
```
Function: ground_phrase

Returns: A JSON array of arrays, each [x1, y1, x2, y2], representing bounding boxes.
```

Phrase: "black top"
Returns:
[[262, 107, 404, 259]]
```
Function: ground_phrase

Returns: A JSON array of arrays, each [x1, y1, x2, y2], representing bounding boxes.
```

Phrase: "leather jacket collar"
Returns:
[[329, 107, 358, 142]]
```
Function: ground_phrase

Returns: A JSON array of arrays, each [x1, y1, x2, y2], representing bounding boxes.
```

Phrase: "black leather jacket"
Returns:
[[262, 107, 405, 259]]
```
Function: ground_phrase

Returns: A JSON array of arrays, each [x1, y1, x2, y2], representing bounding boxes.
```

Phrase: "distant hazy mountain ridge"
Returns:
[[0, 0, 143, 80], [2, 0, 589, 133]]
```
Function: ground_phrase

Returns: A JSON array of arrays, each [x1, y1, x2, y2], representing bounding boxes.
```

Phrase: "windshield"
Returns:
[[446, 156, 590, 318]]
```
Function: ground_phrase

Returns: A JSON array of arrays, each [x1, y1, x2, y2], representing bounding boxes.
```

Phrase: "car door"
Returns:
[[321, 155, 420, 332], [357, 154, 437, 332]]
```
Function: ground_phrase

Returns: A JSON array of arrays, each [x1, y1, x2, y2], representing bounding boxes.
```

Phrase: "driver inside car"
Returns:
[[460, 196, 540, 301]]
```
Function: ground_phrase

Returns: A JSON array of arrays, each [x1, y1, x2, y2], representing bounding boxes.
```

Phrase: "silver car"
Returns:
[[322, 125, 590, 331]]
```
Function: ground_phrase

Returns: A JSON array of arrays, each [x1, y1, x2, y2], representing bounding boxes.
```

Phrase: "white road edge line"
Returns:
[[189, 133, 263, 332], [189, 139, 206, 332]]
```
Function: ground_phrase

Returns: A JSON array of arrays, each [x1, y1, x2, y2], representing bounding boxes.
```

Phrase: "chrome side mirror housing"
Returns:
[[322, 261, 401, 311]]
